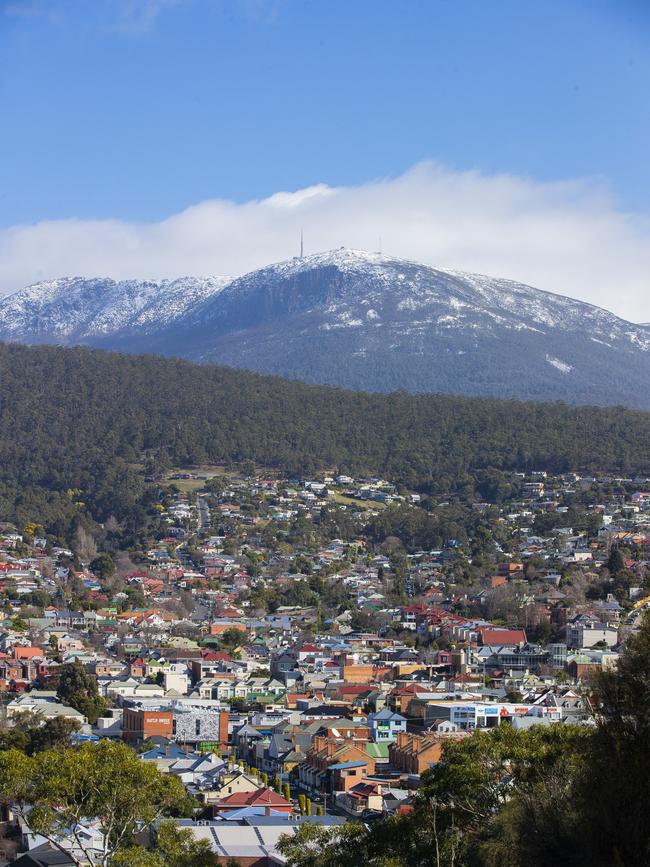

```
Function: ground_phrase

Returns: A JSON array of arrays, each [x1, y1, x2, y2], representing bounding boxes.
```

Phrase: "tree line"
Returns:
[[1, 342, 650, 541]]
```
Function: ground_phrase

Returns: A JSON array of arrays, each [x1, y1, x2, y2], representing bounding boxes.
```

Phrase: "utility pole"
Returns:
[[0, 690, 8, 730]]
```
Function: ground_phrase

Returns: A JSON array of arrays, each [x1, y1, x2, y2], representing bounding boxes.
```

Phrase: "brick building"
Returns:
[[122, 699, 229, 747], [388, 731, 460, 776], [122, 707, 173, 743]]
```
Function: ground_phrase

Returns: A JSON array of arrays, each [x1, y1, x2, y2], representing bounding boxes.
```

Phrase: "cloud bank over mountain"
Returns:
[[1, 162, 649, 321]]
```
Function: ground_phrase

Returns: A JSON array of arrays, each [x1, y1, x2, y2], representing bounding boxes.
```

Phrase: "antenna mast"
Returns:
[[300, 229, 304, 259]]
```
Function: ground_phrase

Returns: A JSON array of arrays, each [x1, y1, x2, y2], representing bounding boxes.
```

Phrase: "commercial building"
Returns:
[[122, 698, 229, 747]]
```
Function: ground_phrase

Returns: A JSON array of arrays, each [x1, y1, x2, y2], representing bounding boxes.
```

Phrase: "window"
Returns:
[[195, 719, 201, 736]]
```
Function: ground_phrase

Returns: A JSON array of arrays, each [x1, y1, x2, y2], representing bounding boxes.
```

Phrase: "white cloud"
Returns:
[[2, 0, 184, 33], [1, 161, 650, 321], [3, 0, 282, 32], [113, 0, 183, 33]]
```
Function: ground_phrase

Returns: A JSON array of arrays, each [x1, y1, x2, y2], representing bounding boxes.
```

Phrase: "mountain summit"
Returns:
[[2, 249, 649, 407]]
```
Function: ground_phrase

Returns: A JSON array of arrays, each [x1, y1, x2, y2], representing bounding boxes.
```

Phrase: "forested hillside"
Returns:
[[1, 342, 650, 537]]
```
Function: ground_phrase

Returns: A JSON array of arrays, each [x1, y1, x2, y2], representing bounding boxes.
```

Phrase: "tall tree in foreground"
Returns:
[[0, 740, 187, 867], [576, 612, 650, 866], [493, 611, 650, 867], [113, 820, 218, 866]]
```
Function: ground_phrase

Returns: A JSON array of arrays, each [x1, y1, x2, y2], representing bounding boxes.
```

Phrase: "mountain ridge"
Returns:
[[2, 249, 649, 407], [0, 274, 230, 340]]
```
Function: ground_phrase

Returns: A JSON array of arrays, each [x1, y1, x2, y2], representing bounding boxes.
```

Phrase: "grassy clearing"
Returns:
[[332, 492, 385, 510], [159, 465, 232, 491], [164, 478, 206, 493]]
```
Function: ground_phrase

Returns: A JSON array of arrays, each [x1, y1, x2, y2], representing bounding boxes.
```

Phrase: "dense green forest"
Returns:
[[1, 342, 650, 538]]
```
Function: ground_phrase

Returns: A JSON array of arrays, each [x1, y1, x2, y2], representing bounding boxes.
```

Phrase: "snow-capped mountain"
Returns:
[[0, 275, 230, 341], [2, 249, 650, 408]]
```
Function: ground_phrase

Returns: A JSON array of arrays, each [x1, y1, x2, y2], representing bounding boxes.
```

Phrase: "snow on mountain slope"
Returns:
[[182, 247, 650, 353], [1, 249, 650, 407], [0, 275, 230, 340]]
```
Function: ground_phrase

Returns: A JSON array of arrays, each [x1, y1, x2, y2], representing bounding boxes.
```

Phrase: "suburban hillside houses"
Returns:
[[1, 466, 649, 862]]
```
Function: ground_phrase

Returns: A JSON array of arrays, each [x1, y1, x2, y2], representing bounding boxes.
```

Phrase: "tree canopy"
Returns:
[[56, 660, 108, 724], [112, 820, 218, 867], [0, 712, 80, 755], [0, 740, 188, 867]]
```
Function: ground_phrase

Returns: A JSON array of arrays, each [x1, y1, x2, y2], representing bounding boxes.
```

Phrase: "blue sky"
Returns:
[[1, 0, 648, 225], [1, 0, 649, 319]]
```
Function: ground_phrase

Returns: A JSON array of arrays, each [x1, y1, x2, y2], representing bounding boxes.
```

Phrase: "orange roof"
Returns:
[[14, 646, 43, 660], [479, 628, 526, 645]]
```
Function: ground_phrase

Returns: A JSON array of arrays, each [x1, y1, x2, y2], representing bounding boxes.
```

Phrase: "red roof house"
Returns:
[[213, 787, 293, 815], [478, 628, 527, 646]]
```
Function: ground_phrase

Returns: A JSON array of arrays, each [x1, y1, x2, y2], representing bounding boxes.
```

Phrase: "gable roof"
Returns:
[[13, 845, 76, 866], [479, 628, 526, 645], [370, 708, 406, 722], [219, 786, 291, 808]]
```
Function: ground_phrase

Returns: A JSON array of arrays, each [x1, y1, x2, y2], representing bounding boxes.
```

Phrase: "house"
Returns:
[[566, 617, 618, 649], [478, 628, 526, 646], [208, 621, 248, 638], [212, 786, 293, 815], [104, 678, 165, 700], [479, 643, 549, 673], [387, 683, 429, 714], [18, 817, 105, 865], [336, 780, 391, 817], [94, 660, 128, 678], [168, 815, 345, 866], [201, 770, 262, 805], [270, 649, 298, 681], [12, 844, 77, 866], [367, 708, 407, 743], [329, 759, 368, 793], [298, 733, 376, 795], [6, 691, 87, 726], [389, 731, 463, 775], [163, 664, 190, 695]]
